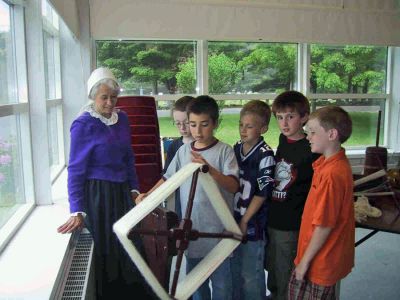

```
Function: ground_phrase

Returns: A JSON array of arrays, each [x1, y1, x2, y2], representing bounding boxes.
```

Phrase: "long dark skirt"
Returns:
[[84, 179, 156, 300]]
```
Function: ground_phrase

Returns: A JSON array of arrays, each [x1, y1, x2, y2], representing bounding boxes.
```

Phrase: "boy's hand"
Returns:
[[294, 226, 331, 281], [135, 193, 148, 204], [191, 151, 209, 166], [239, 219, 248, 235], [294, 260, 309, 281], [192, 151, 217, 176]]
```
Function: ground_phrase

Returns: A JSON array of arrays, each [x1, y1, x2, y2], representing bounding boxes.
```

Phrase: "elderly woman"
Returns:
[[58, 67, 153, 299]]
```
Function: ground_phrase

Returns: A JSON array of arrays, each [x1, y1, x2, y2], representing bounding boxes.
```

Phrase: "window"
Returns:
[[96, 40, 392, 149], [47, 105, 62, 167], [308, 44, 389, 148], [42, 0, 64, 179], [96, 40, 298, 144], [0, 116, 26, 229], [310, 45, 387, 94], [0, 1, 17, 105], [0, 0, 34, 238], [96, 40, 197, 96], [208, 42, 297, 94]]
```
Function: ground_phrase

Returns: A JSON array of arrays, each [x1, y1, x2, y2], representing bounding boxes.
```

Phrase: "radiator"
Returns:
[[51, 228, 95, 300]]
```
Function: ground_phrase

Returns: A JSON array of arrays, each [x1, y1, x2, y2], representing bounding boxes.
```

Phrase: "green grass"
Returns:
[[159, 112, 380, 148], [348, 112, 383, 147]]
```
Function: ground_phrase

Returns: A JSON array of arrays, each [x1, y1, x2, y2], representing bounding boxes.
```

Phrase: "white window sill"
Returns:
[[346, 147, 396, 157], [0, 203, 72, 299]]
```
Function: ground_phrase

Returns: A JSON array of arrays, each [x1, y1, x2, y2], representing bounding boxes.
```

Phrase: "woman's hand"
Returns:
[[135, 193, 148, 204], [57, 214, 84, 234]]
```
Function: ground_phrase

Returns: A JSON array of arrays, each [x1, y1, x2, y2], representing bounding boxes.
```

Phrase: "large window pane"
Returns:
[[42, 1, 61, 100], [42, 0, 63, 176], [159, 99, 280, 148], [0, 115, 25, 229], [43, 31, 57, 99], [208, 42, 297, 94], [41, 0, 59, 30], [96, 40, 197, 95], [159, 97, 387, 149], [47, 106, 59, 167], [310, 45, 387, 94], [0, 1, 17, 105], [47, 103, 64, 178], [310, 98, 385, 147]]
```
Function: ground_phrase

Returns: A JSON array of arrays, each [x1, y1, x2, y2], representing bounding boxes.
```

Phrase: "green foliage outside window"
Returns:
[[96, 41, 387, 100], [175, 42, 297, 94], [310, 45, 387, 94], [96, 41, 196, 95]]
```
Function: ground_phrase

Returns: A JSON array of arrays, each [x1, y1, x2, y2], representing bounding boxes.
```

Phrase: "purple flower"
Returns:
[[0, 172, 5, 183], [0, 141, 11, 151], [0, 154, 11, 165]]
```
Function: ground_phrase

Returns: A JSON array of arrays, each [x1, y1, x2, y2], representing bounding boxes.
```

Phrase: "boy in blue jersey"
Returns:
[[232, 100, 276, 300]]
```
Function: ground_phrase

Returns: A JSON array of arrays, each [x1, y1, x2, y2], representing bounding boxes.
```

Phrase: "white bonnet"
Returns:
[[87, 67, 118, 97]]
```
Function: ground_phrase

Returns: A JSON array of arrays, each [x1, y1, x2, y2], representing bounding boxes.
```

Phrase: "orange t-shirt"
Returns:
[[294, 148, 355, 286]]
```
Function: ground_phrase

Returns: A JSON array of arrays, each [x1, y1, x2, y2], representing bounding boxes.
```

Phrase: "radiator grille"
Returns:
[[52, 228, 94, 300]]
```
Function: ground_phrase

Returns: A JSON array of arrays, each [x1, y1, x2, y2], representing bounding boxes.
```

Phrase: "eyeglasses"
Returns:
[[173, 121, 189, 128]]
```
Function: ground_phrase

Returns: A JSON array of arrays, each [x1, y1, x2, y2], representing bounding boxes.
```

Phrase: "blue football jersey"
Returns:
[[233, 138, 275, 241]]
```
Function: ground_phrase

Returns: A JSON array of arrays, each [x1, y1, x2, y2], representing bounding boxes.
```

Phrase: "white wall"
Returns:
[[60, 0, 91, 161], [49, 0, 80, 38], [90, 0, 400, 46]]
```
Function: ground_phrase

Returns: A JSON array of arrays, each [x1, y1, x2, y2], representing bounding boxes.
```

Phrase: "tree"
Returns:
[[208, 42, 251, 64], [97, 41, 386, 99], [96, 41, 195, 94], [176, 57, 195, 94], [176, 53, 239, 94], [208, 53, 240, 93], [310, 45, 386, 94], [238, 44, 297, 93]]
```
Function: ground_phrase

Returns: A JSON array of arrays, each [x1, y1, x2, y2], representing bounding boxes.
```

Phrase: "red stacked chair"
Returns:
[[116, 96, 163, 192]]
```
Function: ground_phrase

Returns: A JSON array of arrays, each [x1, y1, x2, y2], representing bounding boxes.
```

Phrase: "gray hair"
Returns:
[[78, 78, 121, 116], [88, 78, 120, 100]]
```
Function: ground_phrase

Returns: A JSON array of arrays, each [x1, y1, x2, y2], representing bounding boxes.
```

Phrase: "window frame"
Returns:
[[304, 44, 391, 149], [94, 39, 393, 150], [0, 0, 35, 254], [41, 0, 65, 181]]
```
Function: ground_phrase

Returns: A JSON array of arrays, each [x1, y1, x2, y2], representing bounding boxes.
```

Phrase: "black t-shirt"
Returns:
[[268, 134, 319, 230]]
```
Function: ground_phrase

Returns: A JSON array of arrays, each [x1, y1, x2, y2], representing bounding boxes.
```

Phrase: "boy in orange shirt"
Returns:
[[288, 106, 355, 300]]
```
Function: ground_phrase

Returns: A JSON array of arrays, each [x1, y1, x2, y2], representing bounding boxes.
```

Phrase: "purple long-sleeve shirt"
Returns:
[[67, 111, 138, 213]]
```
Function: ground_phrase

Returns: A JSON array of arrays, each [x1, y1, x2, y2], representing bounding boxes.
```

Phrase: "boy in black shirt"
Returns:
[[266, 91, 319, 300]]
